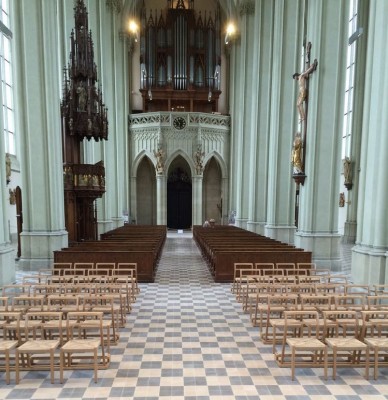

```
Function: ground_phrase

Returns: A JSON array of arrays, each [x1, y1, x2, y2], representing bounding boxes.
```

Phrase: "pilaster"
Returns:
[[156, 175, 167, 225], [295, 0, 349, 270], [352, 0, 388, 284], [192, 176, 203, 226], [14, 0, 67, 270], [266, 0, 302, 244]]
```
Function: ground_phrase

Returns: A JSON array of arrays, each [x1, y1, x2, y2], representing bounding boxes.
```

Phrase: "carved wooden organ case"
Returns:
[[140, 0, 221, 112], [61, 0, 108, 243]]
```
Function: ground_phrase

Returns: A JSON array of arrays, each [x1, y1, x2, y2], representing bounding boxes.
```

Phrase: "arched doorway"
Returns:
[[167, 156, 192, 229], [203, 157, 222, 224], [136, 157, 156, 224]]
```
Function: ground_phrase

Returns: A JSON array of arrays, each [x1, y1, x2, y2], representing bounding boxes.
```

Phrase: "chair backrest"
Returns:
[[233, 263, 254, 279], [333, 294, 366, 310], [345, 284, 370, 296], [117, 263, 137, 278], [300, 294, 332, 310], [323, 309, 360, 338], [284, 310, 320, 337], [297, 262, 316, 270], [361, 310, 388, 339], [66, 311, 104, 341], [95, 263, 115, 275], [367, 295, 388, 310], [73, 263, 94, 272], [275, 263, 296, 273], [24, 311, 64, 340]]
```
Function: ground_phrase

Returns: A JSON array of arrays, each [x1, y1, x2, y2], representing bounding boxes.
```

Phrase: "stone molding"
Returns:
[[106, 0, 122, 14], [239, 0, 255, 16]]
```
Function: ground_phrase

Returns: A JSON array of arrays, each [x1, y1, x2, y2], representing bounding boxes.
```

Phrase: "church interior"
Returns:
[[1, 0, 388, 397]]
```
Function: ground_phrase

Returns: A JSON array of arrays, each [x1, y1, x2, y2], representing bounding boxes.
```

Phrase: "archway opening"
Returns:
[[203, 157, 222, 224], [167, 156, 192, 229], [136, 156, 156, 225]]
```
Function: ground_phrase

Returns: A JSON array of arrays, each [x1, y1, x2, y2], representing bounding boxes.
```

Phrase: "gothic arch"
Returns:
[[203, 151, 227, 178], [132, 150, 156, 177], [165, 149, 195, 176]]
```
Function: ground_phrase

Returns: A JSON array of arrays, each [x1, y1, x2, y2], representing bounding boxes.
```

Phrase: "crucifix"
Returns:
[[291, 42, 318, 186]]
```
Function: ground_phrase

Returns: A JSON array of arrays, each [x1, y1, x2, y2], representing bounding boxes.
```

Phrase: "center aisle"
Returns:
[[121, 232, 267, 399]]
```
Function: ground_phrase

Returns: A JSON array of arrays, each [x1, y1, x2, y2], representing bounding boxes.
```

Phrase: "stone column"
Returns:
[[156, 175, 167, 225], [231, 1, 255, 230], [14, 0, 67, 270], [352, 0, 388, 284], [264, 0, 302, 244], [192, 176, 203, 226], [294, 0, 349, 270]]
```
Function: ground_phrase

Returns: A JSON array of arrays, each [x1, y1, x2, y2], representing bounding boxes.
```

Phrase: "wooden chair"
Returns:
[[231, 262, 253, 294], [265, 293, 299, 347], [297, 262, 316, 271], [116, 263, 139, 294], [0, 312, 20, 384], [323, 310, 369, 380], [15, 312, 63, 384], [95, 263, 115, 276], [60, 311, 108, 383], [113, 269, 136, 306], [361, 310, 388, 380], [367, 295, 388, 310], [0, 296, 9, 312], [82, 295, 115, 347], [284, 310, 327, 380]]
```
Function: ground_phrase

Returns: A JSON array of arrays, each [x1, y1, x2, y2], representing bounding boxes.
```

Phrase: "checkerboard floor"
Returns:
[[3, 233, 388, 399]]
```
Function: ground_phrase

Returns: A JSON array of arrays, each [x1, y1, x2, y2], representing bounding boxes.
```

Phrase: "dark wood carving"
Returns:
[[61, 0, 108, 243]]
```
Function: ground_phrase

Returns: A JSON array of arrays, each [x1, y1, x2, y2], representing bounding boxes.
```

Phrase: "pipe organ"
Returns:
[[140, 0, 221, 113]]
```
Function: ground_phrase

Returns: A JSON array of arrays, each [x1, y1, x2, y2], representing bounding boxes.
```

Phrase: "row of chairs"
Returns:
[[23, 263, 139, 294], [0, 267, 142, 384], [0, 310, 109, 384], [272, 309, 388, 381]]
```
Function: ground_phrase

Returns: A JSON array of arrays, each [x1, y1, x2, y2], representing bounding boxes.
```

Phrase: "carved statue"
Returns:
[[9, 188, 16, 205], [291, 133, 303, 174], [154, 147, 165, 174], [194, 146, 205, 175], [343, 157, 352, 186], [76, 85, 87, 111], [339, 192, 345, 207], [5, 153, 11, 184], [293, 59, 318, 122]]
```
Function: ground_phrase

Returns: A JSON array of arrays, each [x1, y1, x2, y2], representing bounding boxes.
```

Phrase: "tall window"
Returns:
[[0, 0, 15, 155], [342, 0, 358, 159]]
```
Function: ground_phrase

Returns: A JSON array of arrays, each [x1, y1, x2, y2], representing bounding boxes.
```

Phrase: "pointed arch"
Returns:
[[165, 149, 195, 176], [131, 150, 156, 177], [203, 150, 227, 178]]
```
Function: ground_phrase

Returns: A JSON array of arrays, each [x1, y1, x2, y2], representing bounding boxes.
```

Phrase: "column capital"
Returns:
[[239, 0, 255, 16], [106, 0, 122, 14]]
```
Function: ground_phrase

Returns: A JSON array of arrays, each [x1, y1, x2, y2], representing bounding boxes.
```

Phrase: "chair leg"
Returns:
[[60, 350, 64, 384], [323, 347, 328, 381], [15, 350, 19, 384], [374, 348, 378, 380], [365, 347, 370, 380], [94, 350, 98, 383], [50, 350, 55, 384], [5, 350, 10, 385], [291, 347, 295, 381], [332, 348, 337, 380]]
